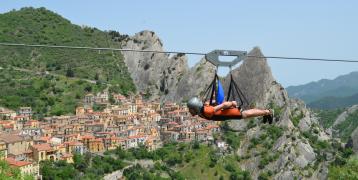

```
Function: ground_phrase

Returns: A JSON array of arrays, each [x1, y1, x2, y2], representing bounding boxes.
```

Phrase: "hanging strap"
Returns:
[[232, 78, 249, 107], [226, 73, 234, 102], [209, 74, 218, 105], [202, 73, 218, 106], [225, 72, 249, 109]]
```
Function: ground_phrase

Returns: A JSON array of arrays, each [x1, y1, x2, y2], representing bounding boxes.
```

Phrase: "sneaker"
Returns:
[[262, 115, 268, 124], [268, 109, 274, 124]]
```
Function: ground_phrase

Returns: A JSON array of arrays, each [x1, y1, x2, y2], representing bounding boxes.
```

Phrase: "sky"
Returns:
[[1, 1, 358, 87]]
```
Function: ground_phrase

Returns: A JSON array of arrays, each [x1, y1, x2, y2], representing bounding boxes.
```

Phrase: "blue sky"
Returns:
[[1, 1, 358, 87]]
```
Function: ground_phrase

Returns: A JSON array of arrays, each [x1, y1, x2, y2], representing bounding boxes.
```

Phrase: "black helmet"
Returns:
[[187, 97, 203, 115]]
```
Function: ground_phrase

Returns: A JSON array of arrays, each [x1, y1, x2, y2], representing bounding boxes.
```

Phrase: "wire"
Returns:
[[0, 42, 206, 55], [1, 42, 358, 63], [247, 55, 358, 63]]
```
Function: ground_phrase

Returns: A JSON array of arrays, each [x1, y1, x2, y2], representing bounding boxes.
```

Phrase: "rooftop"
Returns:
[[6, 157, 32, 167]]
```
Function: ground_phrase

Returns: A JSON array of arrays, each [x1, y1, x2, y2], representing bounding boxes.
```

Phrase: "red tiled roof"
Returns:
[[6, 158, 32, 167], [128, 135, 145, 139], [81, 135, 95, 139], [39, 136, 51, 142]]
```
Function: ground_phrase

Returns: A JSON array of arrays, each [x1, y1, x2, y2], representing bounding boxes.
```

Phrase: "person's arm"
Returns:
[[214, 101, 236, 112]]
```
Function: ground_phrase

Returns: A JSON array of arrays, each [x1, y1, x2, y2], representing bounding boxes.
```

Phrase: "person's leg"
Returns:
[[241, 109, 271, 119]]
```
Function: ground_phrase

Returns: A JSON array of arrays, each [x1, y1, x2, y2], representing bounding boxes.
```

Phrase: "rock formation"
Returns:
[[122, 31, 334, 179], [121, 30, 215, 101]]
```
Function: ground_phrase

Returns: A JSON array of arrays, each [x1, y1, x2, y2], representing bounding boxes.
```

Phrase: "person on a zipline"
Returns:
[[187, 97, 274, 123]]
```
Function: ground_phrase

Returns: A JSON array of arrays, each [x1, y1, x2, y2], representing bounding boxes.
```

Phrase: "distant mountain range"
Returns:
[[286, 71, 358, 109]]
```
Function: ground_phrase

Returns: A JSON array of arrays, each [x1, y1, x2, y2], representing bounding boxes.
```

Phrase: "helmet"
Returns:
[[187, 97, 203, 115]]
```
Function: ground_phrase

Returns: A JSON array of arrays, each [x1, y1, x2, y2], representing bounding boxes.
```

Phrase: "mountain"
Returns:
[[212, 47, 336, 179], [316, 105, 358, 143], [0, 7, 135, 116], [123, 40, 339, 178], [120, 30, 215, 101], [308, 92, 358, 109], [0, 7, 350, 179], [286, 71, 358, 104]]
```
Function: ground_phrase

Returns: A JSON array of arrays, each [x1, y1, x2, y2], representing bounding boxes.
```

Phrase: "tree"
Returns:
[[94, 73, 99, 81], [66, 67, 75, 77], [0, 160, 22, 179], [329, 156, 358, 179]]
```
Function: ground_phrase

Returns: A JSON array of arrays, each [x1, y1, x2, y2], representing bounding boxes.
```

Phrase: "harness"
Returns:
[[200, 71, 249, 121], [202, 72, 249, 109]]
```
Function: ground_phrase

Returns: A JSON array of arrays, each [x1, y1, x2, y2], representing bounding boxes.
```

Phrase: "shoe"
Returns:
[[268, 109, 274, 124], [263, 115, 268, 124]]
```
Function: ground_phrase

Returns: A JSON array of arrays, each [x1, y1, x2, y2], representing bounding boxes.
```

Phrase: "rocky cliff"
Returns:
[[122, 31, 336, 179], [219, 47, 332, 180], [121, 30, 215, 101], [325, 104, 358, 153]]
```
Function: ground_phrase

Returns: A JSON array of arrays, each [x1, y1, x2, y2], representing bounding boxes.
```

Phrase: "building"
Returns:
[[0, 141, 7, 159], [6, 157, 39, 177], [18, 107, 32, 117], [66, 141, 85, 155], [0, 108, 16, 120], [84, 94, 95, 106], [88, 139, 104, 152], [0, 134, 32, 161]]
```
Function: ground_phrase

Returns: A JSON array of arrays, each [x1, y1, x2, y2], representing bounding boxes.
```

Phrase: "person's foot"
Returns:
[[262, 115, 268, 124], [268, 109, 274, 124]]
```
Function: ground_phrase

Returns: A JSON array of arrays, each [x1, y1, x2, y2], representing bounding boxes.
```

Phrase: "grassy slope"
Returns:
[[0, 7, 135, 116], [333, 110, 358, 142], [175, 145, 231, 180], [0, 68, 106, 116], [316, 107, 358, 142], [315, 109, 344, 129]]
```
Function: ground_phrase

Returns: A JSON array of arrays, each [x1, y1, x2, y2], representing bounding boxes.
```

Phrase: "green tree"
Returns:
[[0, 160, 22, 180], [66, 67, 75, 77], [329, 156, 358, 180]]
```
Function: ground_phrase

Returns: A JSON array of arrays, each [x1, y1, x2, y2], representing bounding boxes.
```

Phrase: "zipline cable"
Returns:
[[1, 42, 358, 63], [0, 42, 206, 55]]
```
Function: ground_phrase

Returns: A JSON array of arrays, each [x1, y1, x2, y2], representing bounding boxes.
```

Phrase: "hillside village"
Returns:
[[0, 90, 221, 179]]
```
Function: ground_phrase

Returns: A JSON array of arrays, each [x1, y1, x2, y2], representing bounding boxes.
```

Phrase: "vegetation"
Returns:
[[40, 152, 126, 179], [291, 110, 304, 127], [329, 155, 358, 180], [123, 164, 172, 180], [0, 69, 108, 117], [268, 101, 283, 119], [0, 159, 34, 180], [333, 109, 358, 142], [221, 121, 241, 150], [315, 108, 344, 129], [40, 142, 251, 180], [0, 7, 135, 116], [286, 71, 358, 104], [309, 93, 358, 109]]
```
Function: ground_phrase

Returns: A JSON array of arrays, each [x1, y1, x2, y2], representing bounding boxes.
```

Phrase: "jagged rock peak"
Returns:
[[130, 30, 164, 50], [224, 47, 286, 108], [121, 30, 190, 100]]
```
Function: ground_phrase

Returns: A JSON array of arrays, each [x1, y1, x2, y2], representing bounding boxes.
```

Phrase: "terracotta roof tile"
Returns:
[[6, 158, 32, 167]]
